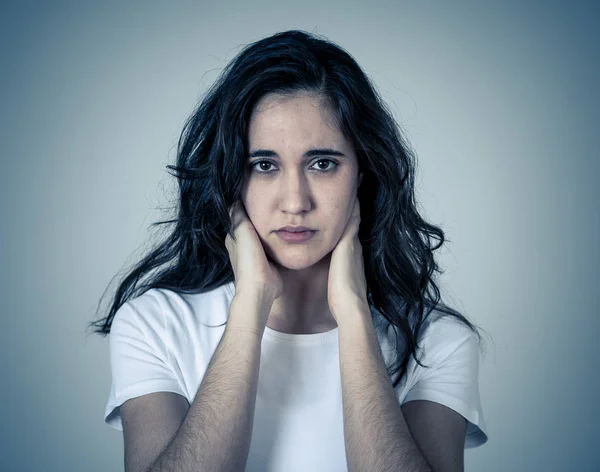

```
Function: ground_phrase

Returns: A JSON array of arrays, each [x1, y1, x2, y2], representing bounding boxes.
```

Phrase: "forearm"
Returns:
[[337, 301, 432, 472], [147, 294, 269, 472]]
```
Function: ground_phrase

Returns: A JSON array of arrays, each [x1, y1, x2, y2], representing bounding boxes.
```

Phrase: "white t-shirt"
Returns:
[[104, 281, 488, 471]]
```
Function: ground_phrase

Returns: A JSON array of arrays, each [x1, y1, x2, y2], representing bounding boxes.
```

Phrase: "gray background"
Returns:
[[1, 1, 598, 470]]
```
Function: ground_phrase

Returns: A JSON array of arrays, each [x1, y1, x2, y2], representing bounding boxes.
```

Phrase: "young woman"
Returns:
[[90, 29, 489, 472]]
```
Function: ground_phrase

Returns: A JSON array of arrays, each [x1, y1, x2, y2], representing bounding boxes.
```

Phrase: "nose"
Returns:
[[279, 171, 311, 214]]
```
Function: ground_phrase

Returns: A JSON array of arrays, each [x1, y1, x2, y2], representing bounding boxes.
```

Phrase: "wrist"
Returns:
[[226, 292, 274, 336], [330, 296, 369, 320]]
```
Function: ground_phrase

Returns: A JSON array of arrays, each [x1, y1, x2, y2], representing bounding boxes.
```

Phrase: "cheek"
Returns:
[[241, 198, 268, 233], [324, 203, 348, 238]]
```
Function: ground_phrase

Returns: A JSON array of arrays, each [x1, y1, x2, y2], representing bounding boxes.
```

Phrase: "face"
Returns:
[[241, 92, 363, 271]]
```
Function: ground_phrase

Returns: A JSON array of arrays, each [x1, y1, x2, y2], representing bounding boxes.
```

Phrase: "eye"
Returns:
[[251, 160, 276, 172], [249, 159, 339, 174], [313, 159, 337, 171]]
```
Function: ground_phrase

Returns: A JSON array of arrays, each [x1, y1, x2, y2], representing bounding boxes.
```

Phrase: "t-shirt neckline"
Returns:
[[224, 281, 339, 346], [263, 324, 339, 345]]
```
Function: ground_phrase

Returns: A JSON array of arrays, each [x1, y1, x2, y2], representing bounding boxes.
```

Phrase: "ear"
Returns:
[[358, 172, 364, 188]]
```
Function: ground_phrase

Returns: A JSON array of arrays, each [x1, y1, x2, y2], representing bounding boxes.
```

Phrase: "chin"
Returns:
[[271, 254, 318, 271], [268, 248, 332, 272]]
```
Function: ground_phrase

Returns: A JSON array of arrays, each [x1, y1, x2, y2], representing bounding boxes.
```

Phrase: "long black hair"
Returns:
[[88, 29, 487, 388]]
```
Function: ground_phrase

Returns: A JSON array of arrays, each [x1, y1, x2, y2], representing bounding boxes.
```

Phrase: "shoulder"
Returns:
[[111, 288, 171, 332], [112, 282, 235, 335], [414, 310, 480, 367]]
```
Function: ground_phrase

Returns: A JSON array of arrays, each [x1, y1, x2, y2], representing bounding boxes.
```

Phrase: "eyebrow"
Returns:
[[247, 148, 347, 159]]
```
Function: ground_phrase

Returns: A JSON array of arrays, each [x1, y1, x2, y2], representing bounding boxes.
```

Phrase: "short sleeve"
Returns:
[[403, 318, 489, 448], [104, 298, 187, 431]]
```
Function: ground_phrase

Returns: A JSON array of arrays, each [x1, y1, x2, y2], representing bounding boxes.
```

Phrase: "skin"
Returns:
[[241, 91, 363, 334]]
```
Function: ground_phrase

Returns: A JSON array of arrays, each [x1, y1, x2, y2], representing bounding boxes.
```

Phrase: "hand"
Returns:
[[226, 200, 283, 305], [327, 195, 369, 321]]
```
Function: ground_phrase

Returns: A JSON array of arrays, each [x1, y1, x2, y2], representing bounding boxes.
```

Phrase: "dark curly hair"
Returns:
[[87, 29, 487, 389]]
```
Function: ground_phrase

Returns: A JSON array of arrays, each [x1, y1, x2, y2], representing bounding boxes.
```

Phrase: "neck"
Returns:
[[266, 253, 337, 333]]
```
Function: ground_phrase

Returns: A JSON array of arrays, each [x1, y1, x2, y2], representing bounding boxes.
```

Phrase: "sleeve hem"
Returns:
[[402, 388, 489, 449], [104, 380, 188, 431]]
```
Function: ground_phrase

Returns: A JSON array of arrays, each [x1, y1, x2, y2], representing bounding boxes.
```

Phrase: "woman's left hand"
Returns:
[[327, 195, 369, 321]]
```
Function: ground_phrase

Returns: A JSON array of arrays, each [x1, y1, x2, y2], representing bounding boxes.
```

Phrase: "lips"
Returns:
[[276, 229, 315, 242], [277, 226, 314, 232]]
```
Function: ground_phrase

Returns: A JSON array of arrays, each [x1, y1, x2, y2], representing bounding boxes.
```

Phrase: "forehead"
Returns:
[[248, 93, 349, 150]]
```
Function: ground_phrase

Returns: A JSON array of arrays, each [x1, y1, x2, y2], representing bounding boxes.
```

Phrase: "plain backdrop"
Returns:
[[1, 1, 598, 471]]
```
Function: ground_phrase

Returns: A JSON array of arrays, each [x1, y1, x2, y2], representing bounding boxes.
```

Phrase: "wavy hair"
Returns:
[[88, 29, 486, 388]]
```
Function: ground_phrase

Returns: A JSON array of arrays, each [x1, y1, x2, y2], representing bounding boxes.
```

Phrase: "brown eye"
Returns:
[[258, 161, 274, 171], [314, 159, 338, 171]]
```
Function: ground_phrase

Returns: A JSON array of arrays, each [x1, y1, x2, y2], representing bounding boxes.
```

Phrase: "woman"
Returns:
[[90, 29, 489, 471]]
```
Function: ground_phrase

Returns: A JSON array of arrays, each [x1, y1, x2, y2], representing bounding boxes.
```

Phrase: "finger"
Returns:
[[229, 200, 240, 219], [229, 201, 245, 229], [351, 196, 359, 219], [351, 198, 361, 234]]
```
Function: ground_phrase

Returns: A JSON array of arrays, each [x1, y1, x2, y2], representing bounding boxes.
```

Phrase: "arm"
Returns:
[[143, 293, 271, 472], [401, 400, 467, 472], [337, 299, 433, 472]]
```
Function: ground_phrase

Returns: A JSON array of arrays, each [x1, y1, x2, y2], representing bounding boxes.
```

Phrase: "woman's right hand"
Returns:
[[225, 200, 283, 304]]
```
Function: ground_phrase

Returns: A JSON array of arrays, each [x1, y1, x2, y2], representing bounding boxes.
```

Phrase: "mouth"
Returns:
[[277, 226, 314, 232], [276, 230, 316, 243]]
